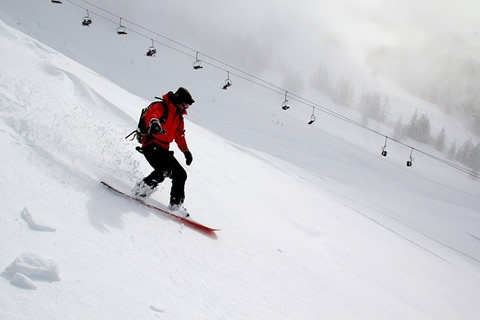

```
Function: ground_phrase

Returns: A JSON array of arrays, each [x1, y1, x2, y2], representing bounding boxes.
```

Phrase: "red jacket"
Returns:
[[141, 92, 188, 152]]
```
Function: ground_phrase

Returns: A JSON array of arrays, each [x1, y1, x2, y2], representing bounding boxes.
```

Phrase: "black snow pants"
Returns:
[[142, 144, 187, 205]]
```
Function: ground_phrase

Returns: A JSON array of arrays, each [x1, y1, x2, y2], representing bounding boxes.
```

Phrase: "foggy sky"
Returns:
[[92, 0, 480, 100], [95, 0, 480, 57]]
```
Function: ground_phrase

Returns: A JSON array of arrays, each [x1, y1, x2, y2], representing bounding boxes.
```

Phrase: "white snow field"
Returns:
[[1, 2, 480, 320]]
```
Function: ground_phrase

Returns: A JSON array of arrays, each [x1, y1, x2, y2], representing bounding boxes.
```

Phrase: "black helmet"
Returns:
[[174, 87, 195, 104]]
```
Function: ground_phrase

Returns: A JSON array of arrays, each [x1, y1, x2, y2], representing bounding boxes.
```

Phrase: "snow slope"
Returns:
[[1, 9, 480, 320]]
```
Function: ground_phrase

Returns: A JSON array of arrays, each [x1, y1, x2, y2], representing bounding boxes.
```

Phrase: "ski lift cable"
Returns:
[[59, 0, 469, 147], [66, 0, 119, 21], [199, 52, 284, 92], [122, 27, 194, 58], [66, 0, 283, 92], [412, 148, 480, 178], [63, 1, 286, 96], [64, 0, 198, 60], [64, 0, 117, 25], [64, 0, 228, 67], [63, 0, 291, 97], [61, 0, 480, 180], [382, 136, 480, 178], [70, 0, 198, 53], [63, 0, 286, 93], [288, 93, 480, 177]]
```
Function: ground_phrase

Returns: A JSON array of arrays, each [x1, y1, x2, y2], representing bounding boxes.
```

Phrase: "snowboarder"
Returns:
[[133, 87, 195, 217]]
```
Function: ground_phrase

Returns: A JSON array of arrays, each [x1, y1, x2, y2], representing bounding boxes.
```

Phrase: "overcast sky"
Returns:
[[96, 0, 480, 56], [90, 0, 480, 99]]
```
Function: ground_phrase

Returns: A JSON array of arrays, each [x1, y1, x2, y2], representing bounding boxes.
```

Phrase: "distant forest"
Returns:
[[311, 62, 480, 174]]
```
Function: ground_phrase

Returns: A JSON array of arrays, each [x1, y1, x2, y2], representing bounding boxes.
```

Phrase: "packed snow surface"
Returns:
[[1, 6, 480, 320]]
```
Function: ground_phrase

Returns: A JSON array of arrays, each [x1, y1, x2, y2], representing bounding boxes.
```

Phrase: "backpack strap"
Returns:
[[124, 98, 169, 142], [150, 100, 168, 124]]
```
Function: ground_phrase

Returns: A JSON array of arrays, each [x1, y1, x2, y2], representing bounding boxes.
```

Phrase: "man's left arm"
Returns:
[[175, 119, 193, 166]]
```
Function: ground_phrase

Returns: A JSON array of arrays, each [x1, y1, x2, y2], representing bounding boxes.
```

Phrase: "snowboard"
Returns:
[[100, 181, 219, 236]]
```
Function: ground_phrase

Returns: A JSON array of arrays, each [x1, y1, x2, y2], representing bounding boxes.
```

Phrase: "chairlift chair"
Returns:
[[117, 18, 127, 35], [146, 47, 157, 56], [193, 60, 203, 70], [307, 107, 316, 125], [146, 39, 157, 56], [193, 52, 203, 69], [381, 136, 388, 157], [81, 10, 92, 27], [51, 0, 62, 3], [82, 17, 92, 26], [281, 91, 290, 110], [222, 72, 232, 90], [117, 25, 127, 35], [222, 79, 232, 90], [406, 148, 414, 167]]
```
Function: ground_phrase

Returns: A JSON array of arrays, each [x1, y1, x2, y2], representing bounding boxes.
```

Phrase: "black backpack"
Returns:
[[125, 97, 169, 144]]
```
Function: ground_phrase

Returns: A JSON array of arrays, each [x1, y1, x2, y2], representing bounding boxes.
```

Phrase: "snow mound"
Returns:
[[3, 252, 60, 283], [20, 207, 56, 232], [10, 272, 37, 290]]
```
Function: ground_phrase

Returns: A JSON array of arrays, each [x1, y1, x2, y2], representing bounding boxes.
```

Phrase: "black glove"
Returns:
[[184, 150, 193, 166], [149, 118, 165, 135]]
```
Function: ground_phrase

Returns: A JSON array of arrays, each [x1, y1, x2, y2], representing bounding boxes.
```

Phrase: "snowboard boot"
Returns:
[[168, 203, 190, 218], [132, 180, 156, 198]]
